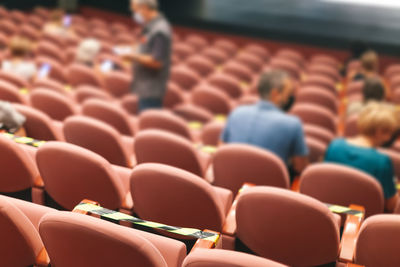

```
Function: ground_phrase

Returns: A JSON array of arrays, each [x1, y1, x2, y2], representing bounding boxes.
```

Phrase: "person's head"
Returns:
[[9, 36, 33, 58], [76, 38, 101, 66], [258, 70, 292, 108], [131, 0, 159, 24], [363, 77, 385, 102], [361, 50, 379, 73], [49, 9, 64, 25], [358, 102, 399, 147]]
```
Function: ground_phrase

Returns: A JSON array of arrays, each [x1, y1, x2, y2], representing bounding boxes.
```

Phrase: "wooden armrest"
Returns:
[[35, 247, 50, 267], [339, 204, 365, 263], [34, 175, 45, 188], [291, 177, 300, 192], [190, 229, 221, 252], [222, 183, 255, 236]]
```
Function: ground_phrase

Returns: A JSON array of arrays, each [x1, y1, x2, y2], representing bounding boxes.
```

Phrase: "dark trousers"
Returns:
[[138, 97, 163, 113]]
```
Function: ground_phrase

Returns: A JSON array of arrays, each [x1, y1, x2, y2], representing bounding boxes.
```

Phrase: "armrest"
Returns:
[[222, 183, 255, 236], [338, 204, 365, 264], [291, 177, 300, 192], [35, 247, 50, 267], [190, 229, 221, 252], [346, 264, 364, 267], [34, 175, 44, 188]]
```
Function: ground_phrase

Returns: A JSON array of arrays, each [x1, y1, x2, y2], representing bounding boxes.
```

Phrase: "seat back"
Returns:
[[0, 79, 26, 104], [39, 212, 171, 267], [200, 121, 225, 146], [36, 142, 125, 210], [208, 73, 242, 99], [131, 163, 226, 232], [291, 103, 337, 134], [138, 110, 192, 140], [0, 197, 44, 267], [236, 186, 340, 267], [67, 63, 104, 88], [191, 86, 232, 115], [30, 89, 77, 121], [182, 248, 287, 267], [305, 137, 327, 163], [82, 99, 135, 136], [64, 116, 131, 167], [135, 130, 204, 177], [173, 104, 213, 123], [300, 163, 384, 217], [13, 104, 63, 141], [0, 135, 37, 192], [213, 144, 290, 195], [355, 215, 400, 267], [170, 66, 201, 90], [103, 71, 132, 97], [303, 124, 334, 146], [296, 88, 338, 114]]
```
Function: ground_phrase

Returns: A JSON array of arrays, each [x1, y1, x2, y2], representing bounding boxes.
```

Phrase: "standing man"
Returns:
[[129, 0, 172, 112]]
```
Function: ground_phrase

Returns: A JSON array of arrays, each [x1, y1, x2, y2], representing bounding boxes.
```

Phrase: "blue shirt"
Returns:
[[325, 139, 397, 199], [221, 100, 308, 163]]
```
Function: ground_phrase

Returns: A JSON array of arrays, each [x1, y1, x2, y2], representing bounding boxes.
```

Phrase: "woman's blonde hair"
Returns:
[[358, 102, 399, 136]]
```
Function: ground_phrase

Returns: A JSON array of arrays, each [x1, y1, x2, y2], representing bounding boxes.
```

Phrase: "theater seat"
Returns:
[[130, 163, 232, 233], [291, 103, 337, 134], [355, 215, 400, 267], [200, 120, 225, 146], [212, 144, 290, 196], [39, 211, 187, 267], [235, 187, 340, 266], [63, 116, 135, 168], [0, 79, 28, 104], [303, 124, 334, 146], [182, 249, 287, 267], [305, 137, 327, 163], [36, 142, 132, 211], [299, 163, 384, 218], [0, 196, 50, 267], [134, 130, 210, 177]]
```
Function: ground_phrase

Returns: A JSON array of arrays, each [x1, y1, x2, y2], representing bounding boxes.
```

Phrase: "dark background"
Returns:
[[2, 0, 400, 56]]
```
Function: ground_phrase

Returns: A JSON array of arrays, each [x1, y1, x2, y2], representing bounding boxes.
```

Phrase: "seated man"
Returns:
[[325, 102, 399, 212], [221, 70, 309, 175]]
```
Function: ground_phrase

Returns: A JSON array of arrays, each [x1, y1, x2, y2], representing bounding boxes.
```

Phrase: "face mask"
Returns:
[[133, 12, 145, 24]]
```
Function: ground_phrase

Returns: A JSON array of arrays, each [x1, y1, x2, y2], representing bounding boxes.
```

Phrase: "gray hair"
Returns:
[[132, 0, 158, 9], [258, 70, 289, 98], [76, 38, 101, 65]]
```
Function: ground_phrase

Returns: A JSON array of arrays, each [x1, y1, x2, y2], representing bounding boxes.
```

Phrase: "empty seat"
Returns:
[[36, 141, 132, 210], [170, 66, 201, 91], [67, 63, 105, 88], [303, 124, 334, 146], [0, 196, 49, 267], [191, 85, 232, 115], [182, 248, 286, 267], [0, 135, 40, 201], [355, 215, 400, 267], [173, 104, 214, 123], [74, 85, 113, 103], [235, 186, 340, 266], [202, 47, 230, 65], [291, 104, 337, 134], [0, 79, 28, 104], [103, 71, 132, 97], [163, 82, 186, 109], [275, 48, 304, 66], [213, 144, 290, 195], [185, 34, 208, 50], [82, 99, 136, 136], [30, 89, 79, 121], [243, 44, 269, 61], [134, 130, 209, 177], [33, 78, 70, 97], [13, 104, 64, 141], [296, 88, 338, 114], [36, 56, 68, 83], [208, 73, 243, 99], [222, 61, 253, 83], [173, 42, 195, 60], [138, 110, 194, 141], [131, 163, 232, 233], [36, 41, 66, 64], [200, 120, 225, 146], [213, 39, 238, 56], [0, 70, 29, 89], [299, 163, 384, 217], [270, 58, 300, 80], [308, 64, 340, 82], [0, 19, 17, 35], [235, 52, 264, 72], [120, 94, 138, 115], [185, 55, 215, 77], [63, 116, 134, 168], [310, 54, 339, 68], [305, 137, 327, 163], [39, 211, 186, 267], [302, 74, 337, 96]]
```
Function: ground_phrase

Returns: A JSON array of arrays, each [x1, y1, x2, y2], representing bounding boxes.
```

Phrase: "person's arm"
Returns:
[[382, 157, 398, 212], [290, 121, 309, 174], [124, 34, 168, 70]]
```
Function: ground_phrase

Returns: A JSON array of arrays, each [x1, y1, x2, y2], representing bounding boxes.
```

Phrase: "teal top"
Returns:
[[325, 138, 396, 199]]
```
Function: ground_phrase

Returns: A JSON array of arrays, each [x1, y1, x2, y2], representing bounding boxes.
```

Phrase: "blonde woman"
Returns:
[[325, 102, 399, 211]]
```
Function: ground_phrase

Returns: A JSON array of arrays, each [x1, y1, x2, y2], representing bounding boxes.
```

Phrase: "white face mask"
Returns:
[[133, 12, 145, 24]]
